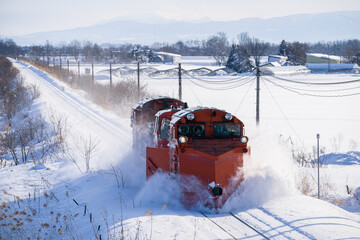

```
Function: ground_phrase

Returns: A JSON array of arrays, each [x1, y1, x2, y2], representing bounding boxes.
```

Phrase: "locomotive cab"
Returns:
[[153, 108, 182, 148]]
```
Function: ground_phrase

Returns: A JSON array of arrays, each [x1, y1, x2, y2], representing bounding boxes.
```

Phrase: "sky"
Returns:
[[1, 0, 360, 36]]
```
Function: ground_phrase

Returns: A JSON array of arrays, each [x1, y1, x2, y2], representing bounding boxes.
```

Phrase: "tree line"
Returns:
[[1, 33, 359, 71]]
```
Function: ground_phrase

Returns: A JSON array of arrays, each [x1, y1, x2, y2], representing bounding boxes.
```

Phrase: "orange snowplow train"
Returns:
[[132, 97, 249, 208]]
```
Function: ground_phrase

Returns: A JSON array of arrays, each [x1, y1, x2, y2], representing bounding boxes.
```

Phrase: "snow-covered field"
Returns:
[[1, 59, 360, 239]]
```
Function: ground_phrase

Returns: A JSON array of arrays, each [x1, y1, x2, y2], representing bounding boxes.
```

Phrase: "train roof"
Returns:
[[155, 108, 181, 118], [131, 96, 183, 110], [170, 106, 237, 125]]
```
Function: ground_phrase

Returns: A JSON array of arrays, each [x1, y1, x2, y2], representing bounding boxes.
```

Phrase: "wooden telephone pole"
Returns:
[[256, 64, 260, 125], [178, 63, 182, 100]]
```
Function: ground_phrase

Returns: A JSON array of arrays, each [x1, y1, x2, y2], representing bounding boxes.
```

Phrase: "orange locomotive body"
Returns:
[[132, 97, 249, 208]]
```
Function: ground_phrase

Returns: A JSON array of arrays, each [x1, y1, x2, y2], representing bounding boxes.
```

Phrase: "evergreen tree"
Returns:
[[226, 45, 237, 70], [352, 53, 360, 65], [226, 44, 252, 73], [148, 50, 154, 62], [278, 40, 287, 56]]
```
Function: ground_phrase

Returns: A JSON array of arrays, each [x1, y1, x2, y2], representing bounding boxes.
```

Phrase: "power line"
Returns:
[[263, 77, 360, 97], [234, 78, 255, 115], [260, 81, 360, 93], [183, 78, 203, 106], [166, 77, 177, 95], [268, 75, 360, 85], [183, 71, 255, 84], [185, 76, 255, 91], [262, 79, 307, 150]]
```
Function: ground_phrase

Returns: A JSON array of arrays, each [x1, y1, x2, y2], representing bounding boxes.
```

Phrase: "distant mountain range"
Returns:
[[7, 11, 360, 46]]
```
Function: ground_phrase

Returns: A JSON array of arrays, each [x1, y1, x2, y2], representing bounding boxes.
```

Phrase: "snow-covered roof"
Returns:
[[307, 53, 341, 62], [155, 108, 182, 118], [154, 52, 181, 57], [131, 96, 181, 110], [269, 55, 288, 59], [170, 107, 223, 125], [206, 67, 237, 76], [261, 62, 282, 67], [261, 66, 310, 75]]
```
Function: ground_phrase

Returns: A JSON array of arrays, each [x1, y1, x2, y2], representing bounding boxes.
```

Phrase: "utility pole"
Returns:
[[327, 44, 330, 73], [178, 63, 182, 100], [60, 58, 62, 69], [317, 133, 320, 199], [137, 62, 140, 100], [67, 59, 69, 75], [109, 62, 112, 89], [78, 61, 80, 83], [91, 63, 94, 85], [256, 64, 260, 125]]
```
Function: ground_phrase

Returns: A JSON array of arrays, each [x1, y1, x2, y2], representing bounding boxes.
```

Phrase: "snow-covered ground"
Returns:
[[1, 59, 360, 239]]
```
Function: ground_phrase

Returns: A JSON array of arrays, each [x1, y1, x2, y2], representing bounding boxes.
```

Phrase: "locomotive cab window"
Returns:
[[159, 117, 170, 140], [214, 123, 241, 137], [154, 116, 159, 134], [177, 124, 205, 137]]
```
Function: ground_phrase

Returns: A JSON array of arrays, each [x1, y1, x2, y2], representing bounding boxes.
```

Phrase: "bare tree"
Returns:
[[92, 43, 103, 62], [83, 41, 94, 62], [0, 38, 21, 57], [205, 32, 229, 66], [29, 45, 43, 61], [238, 32, 269, 67], [69, 40, 81, 61], [287, 41, 309, 65], [344, 39, 360, 62], [44, 40, 53, 64], [75, 135, 100, 172], [59, 41, 67, 61]]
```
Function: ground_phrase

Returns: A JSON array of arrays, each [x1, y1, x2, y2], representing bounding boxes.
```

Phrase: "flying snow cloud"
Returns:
[[222, 129, 297, 212], [135, 172, 183, 208]]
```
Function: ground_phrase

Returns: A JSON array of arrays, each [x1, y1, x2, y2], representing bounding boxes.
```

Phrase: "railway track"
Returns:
[[200, 211, 270, 240], [229, 212, 270, 239]]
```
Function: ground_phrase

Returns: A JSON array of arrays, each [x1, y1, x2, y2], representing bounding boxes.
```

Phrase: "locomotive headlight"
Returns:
[[225, 113, 233, 120], [186, 113, 195, 121], [179, 136, 188, 144], [240, 136, 248, 144]]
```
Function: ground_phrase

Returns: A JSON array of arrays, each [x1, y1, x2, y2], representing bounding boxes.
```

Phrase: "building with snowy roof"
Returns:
[[306, 53, 341, 64], [153, 52, 181, 63], [306, 63, 360, 73], [261, 61, 282, 68]]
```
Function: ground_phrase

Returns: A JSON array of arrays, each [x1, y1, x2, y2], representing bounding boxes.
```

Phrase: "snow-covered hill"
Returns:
[[0, 60, 360, 239], [8, 11, 360, 45]]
